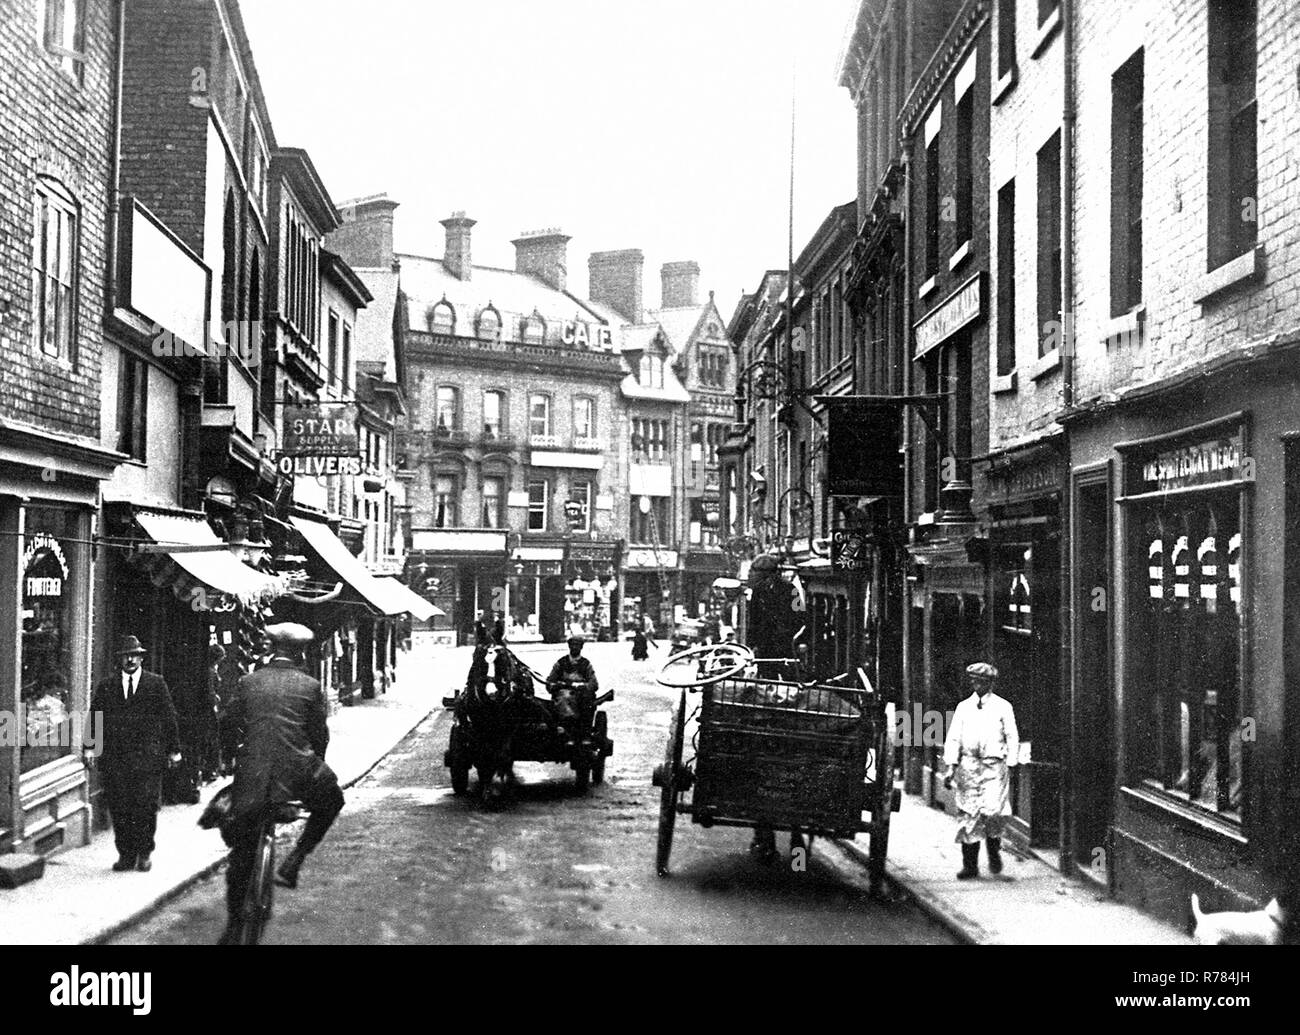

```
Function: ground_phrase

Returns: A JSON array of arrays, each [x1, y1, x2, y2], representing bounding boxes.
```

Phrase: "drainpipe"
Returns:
[[105, 0, 126, 314], [1059, 0, 1077, 877], [900, 133, 916, 793]]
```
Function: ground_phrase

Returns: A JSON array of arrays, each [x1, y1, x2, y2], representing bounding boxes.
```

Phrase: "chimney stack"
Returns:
[[588, 248, 644, 324], [441, 211, 475, 281], [661, 260, 700, 308], [512, 228, 571, 291], [327, 194, 400, 269]]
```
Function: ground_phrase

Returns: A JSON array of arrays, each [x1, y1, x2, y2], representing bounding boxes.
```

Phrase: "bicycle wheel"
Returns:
[[240, 822, 276, 945]]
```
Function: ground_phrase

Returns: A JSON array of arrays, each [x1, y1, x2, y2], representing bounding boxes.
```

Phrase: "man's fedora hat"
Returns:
[[115, 635, 148, 656]]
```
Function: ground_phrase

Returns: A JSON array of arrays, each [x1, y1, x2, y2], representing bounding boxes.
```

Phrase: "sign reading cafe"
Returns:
[[279, 404, 362, 476], [560, 322, 614, 350]]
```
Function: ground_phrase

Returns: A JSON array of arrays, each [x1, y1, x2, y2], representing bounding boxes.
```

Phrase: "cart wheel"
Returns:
[[868, 702, 896, 894], [574, 765, 590, 792], [656, 691, 686, 877], [448, 727, 470, 795], [592, 712, 608, 785]]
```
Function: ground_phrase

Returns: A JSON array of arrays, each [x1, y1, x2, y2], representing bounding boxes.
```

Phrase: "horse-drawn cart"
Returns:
[[651, 643, 899, 892], [443, 644, 614, 797]]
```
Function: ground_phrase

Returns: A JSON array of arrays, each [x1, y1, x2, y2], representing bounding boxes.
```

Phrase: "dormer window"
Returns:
[[476, 304, 501, 341], [521, 311, 546, 345], [639, 353, 665, 389], [429, 298, 455, 335]]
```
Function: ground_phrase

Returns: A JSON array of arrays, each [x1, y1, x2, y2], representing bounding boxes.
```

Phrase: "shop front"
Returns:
[[564, 541, 622, 641], [1066, 363, 1298, 922], [1, 421, 122, 857], [982, 437, 1064, 849], [622, 547, 679, 637]]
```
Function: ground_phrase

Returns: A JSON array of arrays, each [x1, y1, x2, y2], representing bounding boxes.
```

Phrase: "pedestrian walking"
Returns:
[[942, 662, 1020, 879], [89, 636, 182, 872], [631, 627, 650, 661], [196, 645, 224, 782]]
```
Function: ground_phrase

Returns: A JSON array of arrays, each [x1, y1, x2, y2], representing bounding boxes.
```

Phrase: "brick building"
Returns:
[[897, 0, 994, 805], [1, 0, 122, 853], [1062, 0, 1300, 923], [384, 215, 627, 644], [979, 0, 1069, 853]]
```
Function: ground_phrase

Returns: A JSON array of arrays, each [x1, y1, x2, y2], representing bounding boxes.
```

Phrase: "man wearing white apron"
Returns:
[[942, 662, 1019, 879]]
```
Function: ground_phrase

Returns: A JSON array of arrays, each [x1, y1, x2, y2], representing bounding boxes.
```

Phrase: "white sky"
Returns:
[[240, 0, 859, 320]]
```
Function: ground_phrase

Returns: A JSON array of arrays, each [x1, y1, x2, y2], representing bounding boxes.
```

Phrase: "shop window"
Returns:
[[1131, 499, 1242, 816], [433, 473, 459, 528], [31, 177, 79, 361], [527, 480, 549, 531], [20, 506, 80, 774]]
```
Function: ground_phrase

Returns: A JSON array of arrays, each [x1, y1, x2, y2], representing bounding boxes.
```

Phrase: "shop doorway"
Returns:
[[1073, 474, 1114, 874]]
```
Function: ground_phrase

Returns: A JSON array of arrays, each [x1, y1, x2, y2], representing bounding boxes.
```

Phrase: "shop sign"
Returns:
[[831, 529, 871, 572], [1137, 429, 1249, 492], [986, 448, 1063, 505], [824, 398, 903, 498], [23, 533, 69, 598], [626, 548, 678, 569], [561, 322, 614, 349], [281, 405, 360, 458], [914, 273, 983, 359]]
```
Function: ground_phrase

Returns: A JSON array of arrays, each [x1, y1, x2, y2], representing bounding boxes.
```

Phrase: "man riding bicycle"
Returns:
[[217, 622, 345, 945]]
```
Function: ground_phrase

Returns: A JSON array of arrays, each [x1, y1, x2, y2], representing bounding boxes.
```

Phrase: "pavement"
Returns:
[[831, 793, 1193, 944], [1, 640, 1193, 945], [0, 643, 443, 946]]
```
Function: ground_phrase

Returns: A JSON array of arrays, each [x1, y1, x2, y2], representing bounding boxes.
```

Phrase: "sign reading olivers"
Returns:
[[278, 404, 362, 476]]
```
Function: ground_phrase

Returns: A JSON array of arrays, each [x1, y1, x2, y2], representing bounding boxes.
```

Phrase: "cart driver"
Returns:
[[546, 636, 599, 742]]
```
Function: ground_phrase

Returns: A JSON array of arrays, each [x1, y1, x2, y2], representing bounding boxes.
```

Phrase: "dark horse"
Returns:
[[460, 641, 550, 805]]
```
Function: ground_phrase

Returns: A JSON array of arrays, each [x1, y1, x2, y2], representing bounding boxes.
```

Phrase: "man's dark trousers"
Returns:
[[103, 763, 164, 858]]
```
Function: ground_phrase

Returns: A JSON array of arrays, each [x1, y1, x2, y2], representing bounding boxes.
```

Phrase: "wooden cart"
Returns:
[[651, 644, 899, 893]]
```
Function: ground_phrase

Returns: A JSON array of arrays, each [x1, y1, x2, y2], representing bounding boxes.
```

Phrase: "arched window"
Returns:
[[476, 304, 501, 341], [221, 189, 238, 327], [522, 310, 546, 345], [429, 298, 455, 335], [31, 176, 79, 360]]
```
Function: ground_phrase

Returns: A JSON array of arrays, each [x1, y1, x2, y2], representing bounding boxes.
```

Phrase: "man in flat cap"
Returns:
[[218, 622, 344, 944], [90, 636, 182, 872], [942, 662, 1020, 879]]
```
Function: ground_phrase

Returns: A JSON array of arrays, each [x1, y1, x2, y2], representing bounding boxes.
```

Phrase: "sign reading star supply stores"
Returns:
[[279, 404, 362, 476]]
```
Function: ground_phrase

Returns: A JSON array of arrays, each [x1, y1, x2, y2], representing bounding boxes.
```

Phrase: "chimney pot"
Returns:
[[661, 260, 700, 309], [441, 212, 476, 281]]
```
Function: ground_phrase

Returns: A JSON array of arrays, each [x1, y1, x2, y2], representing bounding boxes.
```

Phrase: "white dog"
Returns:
[[1190, 893, 1285, 945]]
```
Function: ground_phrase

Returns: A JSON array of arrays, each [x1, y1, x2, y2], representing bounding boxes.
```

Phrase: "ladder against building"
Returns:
[[647, 497, 672, 622]]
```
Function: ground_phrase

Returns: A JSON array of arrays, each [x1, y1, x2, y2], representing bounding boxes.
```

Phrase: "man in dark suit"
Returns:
[[218, 623, 344, 945], [90, 636, 182, 872]]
